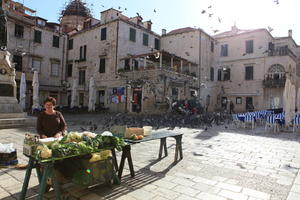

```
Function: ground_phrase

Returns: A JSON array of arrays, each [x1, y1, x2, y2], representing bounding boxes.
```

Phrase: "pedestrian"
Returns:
[[37, 96, 67, 138], [229, 101, 235, 114]]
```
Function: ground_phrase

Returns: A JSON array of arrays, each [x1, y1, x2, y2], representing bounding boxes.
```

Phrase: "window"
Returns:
[[34, 30, 42, 43], [143, 33, 149, 46], [52, 35, 59, 48], [79, 70, 86, 85], [154, 38, 160, 50], [13, 55, 22, 71], [101, 27, 107, 40], [246, 40, 253, 54], [68, 39, 73, 50], [236, 97, 242, 104], [210, 67, 214, 81], [67, 64, 72, 77], [37, 19, 46, 26], [220, 44, 228, 56], [51, 63, 59, 76], [211, 41, 214, 52], [79, 93, 84, 106], [99, 58, 105, 73], [79, 45, 87, 60], [129, 28, 136, 42], [133, 59, 138, 70], [124, 59, 130, 71], [83, 45, 87, 60], [245, 66, 253, 80], [217, 67, 230, 81], [32, 59, 41, 72], [15, 24, 24, 38]]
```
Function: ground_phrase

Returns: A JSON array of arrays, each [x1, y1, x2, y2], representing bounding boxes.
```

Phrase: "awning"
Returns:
[[39, 85, 63, 92], [225, 93, 260, 97]]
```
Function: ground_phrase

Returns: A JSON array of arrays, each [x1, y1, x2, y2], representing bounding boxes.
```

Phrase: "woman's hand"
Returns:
[[40, 134, 47, 139], [54, 132, 62, 138]]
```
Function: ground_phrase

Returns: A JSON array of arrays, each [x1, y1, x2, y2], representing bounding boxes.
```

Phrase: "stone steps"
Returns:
[[0, 117, 36, 129]]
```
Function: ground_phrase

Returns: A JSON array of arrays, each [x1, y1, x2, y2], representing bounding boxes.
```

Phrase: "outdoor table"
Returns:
[[116, 130, 183, 179], [19, 150, 118, 200]]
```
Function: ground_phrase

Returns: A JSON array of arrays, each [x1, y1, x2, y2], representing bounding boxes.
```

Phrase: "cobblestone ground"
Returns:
[[1, 114, 300, 200]]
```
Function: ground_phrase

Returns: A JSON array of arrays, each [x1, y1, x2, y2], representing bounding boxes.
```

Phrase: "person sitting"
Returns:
[[37, 97, 67, 138]]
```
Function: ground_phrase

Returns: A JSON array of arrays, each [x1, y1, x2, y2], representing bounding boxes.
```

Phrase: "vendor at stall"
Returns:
[[37, 97, 67, 138]]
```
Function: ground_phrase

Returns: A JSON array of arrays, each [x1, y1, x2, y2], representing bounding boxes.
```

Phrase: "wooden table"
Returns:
[[19, 152, 118, 200], [117, 130, 183, 179]]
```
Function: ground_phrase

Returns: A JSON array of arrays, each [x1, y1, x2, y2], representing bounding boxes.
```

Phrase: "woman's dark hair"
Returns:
[[44, 96, 56, 106]]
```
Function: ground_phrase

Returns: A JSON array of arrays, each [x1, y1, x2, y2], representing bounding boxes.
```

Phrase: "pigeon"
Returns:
[[136, 12, 140, 17], [118, 6, 121, 10], [80, 127, 87, 131], [153, 9, 156, 13], [101, 5, 105, 7], [274, 0, 279, 4], [201, 10, 206, 14], [242, 53, 247, 56], [208, 13, 213, 17], [267, 26, 273, 32], [213, 29, 219, 33], [218, 17, 222, 23], [124, 8, 127, 11], [208, 5, 212, 9]]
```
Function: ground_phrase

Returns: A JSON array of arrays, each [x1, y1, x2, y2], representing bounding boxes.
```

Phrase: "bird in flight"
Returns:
[[208, 13, 213, 17], [101, 5, 105, 7], [208, 5, 212, 9], [124, 8, 127, 11], [267, 26, 274, 32], [118, 6, 121, 10], [218, 17, 222, 23], [136, 12, 140, 17], [213, 29, 219, 33], [201, 10, 206, 14], [274, 0, 279, 4], [154, 9, 157, 13]]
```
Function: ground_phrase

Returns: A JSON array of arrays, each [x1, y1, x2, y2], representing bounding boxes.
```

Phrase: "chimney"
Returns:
[[288, 29, 292, 37], [231, 25, 238, 34], [162, 29, 166, 36], [143, 20, 152, 31]]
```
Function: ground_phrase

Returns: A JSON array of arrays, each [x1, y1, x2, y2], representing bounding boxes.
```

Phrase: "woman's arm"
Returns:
[[54, 112, 67, 137], [36, 114, 47, 138]]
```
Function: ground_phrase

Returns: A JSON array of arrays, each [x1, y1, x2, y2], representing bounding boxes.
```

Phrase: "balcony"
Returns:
[[263, 73, 286, 88], [268, 46, 297, 60]]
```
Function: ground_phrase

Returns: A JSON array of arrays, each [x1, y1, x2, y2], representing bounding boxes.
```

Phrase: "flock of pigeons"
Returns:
[[88, 0, 280, 35]]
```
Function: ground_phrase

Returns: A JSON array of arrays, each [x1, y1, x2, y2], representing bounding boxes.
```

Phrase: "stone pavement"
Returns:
[[1, 115, 300, 200]]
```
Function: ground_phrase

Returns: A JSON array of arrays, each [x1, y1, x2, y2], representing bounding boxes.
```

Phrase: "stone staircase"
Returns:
[[0, 113, 36, 129]]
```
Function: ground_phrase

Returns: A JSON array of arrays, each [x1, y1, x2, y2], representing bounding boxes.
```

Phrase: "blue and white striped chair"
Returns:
[[244, 113, 255, 129], [293, 115, 300, 133], [265, 114, 279, 133]]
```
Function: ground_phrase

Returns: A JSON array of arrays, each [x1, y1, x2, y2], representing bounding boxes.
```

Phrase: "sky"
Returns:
[[16, 0, 300, 45]]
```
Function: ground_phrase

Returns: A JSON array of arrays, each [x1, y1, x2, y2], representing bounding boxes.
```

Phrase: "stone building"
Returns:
[[2, 0, 300, 114], [66, 8, 197, 113], [3, 0, 67, 110], [212, 26, 299, 113]]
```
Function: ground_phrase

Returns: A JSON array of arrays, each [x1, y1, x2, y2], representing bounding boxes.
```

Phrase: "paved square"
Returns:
[[1, 115, 300, 200]]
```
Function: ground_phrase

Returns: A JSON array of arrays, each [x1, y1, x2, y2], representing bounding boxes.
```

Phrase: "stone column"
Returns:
[[159, 52, 162, 69]]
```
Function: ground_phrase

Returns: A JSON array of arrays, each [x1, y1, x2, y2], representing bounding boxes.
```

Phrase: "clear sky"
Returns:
[[16, 0, 300, 45]]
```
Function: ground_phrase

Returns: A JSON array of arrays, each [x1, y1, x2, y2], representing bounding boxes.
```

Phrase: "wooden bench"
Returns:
[[116, 130, 183, 179]]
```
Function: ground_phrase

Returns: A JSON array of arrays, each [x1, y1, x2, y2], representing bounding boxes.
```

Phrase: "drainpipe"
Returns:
[[198, 31, 202, 99]]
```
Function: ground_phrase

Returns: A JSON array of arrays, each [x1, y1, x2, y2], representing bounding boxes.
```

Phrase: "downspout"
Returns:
[[61, 34, 66, 105], [198, 30, 202, 100]]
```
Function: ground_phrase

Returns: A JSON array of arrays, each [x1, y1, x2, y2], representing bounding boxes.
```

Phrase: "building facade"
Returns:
[[2, 0, 300, 114]]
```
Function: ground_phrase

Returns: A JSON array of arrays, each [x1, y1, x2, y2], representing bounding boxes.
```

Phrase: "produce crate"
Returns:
[[23, 133, 40, 157], [0, 150, 18, 166], [72, 157, 114, 187]]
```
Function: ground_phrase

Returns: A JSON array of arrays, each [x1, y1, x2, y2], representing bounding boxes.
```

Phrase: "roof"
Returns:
[[213, 27, 265, 38], [61, 0, 91, 18], [167, 27, 197, 35]]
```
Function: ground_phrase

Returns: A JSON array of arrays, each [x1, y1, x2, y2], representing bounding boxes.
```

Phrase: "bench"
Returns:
[[116, 130, 183, 179]]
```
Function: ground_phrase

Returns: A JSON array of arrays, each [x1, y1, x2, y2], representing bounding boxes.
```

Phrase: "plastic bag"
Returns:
[[0, 143, 15, 153]]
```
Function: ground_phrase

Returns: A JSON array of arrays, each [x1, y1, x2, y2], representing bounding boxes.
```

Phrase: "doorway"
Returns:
[[246, 97, 253, 111], [98, 90, 105, 108], [132, 88, 142, 113]]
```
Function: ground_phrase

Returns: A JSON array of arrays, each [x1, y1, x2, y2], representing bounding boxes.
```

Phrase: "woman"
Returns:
[[36, 97, 67, 192], [37, 97, 67, 138]]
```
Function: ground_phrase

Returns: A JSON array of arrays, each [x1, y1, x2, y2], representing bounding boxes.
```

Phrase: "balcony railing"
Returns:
[[263, 74, 286, 88], [268, 46, 297, 60]]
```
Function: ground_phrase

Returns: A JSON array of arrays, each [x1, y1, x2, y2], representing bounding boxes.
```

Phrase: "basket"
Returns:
[[0, 151, 18, 166], [72, 157, 114, 187]]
